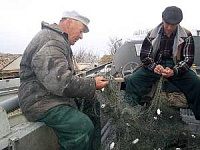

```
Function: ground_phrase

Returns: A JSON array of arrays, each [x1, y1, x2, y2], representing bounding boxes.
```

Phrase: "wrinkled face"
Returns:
[[63, 19, 86, 45], [163, 20, 178, 37]]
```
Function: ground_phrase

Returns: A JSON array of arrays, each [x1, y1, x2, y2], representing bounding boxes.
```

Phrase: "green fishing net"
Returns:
[[100, 77, 200, 150]]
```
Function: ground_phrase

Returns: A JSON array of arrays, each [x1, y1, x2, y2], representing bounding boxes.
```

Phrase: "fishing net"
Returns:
[[100, 77, 200, 150]]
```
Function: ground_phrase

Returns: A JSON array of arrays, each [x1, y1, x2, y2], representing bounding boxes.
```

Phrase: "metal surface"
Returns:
[[111, 41, 142, 76], [0, 78, 20, 91], [0, 96, 19, 112], [180, 108, 200, 134], [8, 111, 28, 128], [0, 122, 59, 150], [0, 78, 19, 103], [84, 62, 112, 76], [194, 36, 200, 66], [101, 119, 111, 144], [180, 108, 200, 124], [0, 106, 11, 139], [101, 119, 116, 150], [122, 62, 139, 77]]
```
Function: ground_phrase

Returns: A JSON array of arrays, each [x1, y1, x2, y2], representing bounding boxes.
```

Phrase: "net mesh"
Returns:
[[100, 77, 200, 150]]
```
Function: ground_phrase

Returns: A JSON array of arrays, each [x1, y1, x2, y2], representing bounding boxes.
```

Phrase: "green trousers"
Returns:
[[125, 67, 200, 120], [37, 100, 100, 150]]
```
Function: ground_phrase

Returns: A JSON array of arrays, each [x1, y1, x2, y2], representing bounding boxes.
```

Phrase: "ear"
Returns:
[[62, 18, 72, 28], [64, 18, 71, 27]]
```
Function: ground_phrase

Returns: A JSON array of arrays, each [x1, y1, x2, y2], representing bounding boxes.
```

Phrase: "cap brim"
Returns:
[[84, 25, 89, 33]]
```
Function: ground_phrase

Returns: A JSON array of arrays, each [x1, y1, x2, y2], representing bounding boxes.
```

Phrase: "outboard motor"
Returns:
[[110, 40, 142, 78]]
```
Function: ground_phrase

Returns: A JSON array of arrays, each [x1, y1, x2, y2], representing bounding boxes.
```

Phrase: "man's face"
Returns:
[[64, 19, 85, 45], [163, 21, 178, 37]]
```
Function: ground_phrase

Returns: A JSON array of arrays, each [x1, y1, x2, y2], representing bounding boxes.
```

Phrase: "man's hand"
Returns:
[[154, 65, 164, 75], [162, 67, 174, 78], [154, 65, 174, 78], [95, 76, 109, 90]]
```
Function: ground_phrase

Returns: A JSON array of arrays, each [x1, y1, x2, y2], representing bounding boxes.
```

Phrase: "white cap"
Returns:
[[62, 11, 90, 33]]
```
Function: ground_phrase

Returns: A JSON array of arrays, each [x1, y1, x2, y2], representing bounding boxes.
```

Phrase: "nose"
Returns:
[[166, 24, 173, 30], [79, 33, 83, 39]]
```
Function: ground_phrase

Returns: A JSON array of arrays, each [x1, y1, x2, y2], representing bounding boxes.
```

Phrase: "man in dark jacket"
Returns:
[[18, 11, 108, 150], [125, 6, 200, 120]]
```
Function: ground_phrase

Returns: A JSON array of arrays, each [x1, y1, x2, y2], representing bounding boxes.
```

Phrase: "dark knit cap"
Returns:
[[162, 6, 183, 24]]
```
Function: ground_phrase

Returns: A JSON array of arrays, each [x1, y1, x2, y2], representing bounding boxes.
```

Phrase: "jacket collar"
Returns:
[[149, 23, 188, 39], [41, 21, 68, 41], [150, 22, 188, 62]]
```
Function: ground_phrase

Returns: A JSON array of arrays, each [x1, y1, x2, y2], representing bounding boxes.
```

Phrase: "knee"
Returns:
[[80, 115, 94, 136], [86, 118, 94, 134]]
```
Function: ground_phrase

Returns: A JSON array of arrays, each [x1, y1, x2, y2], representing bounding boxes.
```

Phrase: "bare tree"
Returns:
[[86, 51, 99, 63], [74, 47, 99, 63], [108, 37, 123, 55], [74, 47, 85, 63]]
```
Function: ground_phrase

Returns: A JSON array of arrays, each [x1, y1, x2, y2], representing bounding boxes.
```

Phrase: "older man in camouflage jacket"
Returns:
[[18, 11, 108, 150]]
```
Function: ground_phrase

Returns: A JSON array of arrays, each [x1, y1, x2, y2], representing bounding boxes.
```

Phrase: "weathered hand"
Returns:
[[162, 67, 174, 78], [154, 65, 164, 75], [95, 76, 109, 90]]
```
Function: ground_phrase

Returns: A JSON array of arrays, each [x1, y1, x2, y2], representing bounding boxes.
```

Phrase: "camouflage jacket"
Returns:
[[18, 22, 96, 121]]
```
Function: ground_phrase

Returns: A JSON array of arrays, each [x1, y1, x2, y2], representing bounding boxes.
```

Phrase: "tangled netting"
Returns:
[[100, 77, 200, 150]]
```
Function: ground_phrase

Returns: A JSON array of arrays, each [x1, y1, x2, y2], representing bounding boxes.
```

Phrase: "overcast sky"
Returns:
[[0, 0, 199, 56]]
